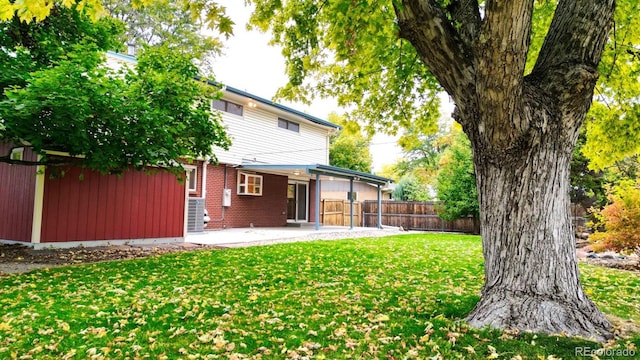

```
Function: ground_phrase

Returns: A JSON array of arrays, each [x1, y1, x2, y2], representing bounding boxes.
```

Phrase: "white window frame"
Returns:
[[346, 191, 358, 201], [10, 147, 24, 161], [185, 166, 197, 192], [238, 172, 263, 196]]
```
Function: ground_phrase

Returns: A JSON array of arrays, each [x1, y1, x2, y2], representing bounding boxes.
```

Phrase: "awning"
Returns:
[[239, 163, 392, 186], [238, 163, 393, 230]]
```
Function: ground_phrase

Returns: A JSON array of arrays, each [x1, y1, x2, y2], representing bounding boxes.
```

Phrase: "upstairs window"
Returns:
[[278, 118, 300, 132], [212, 99, 243, 116], [238, 172, 263, 196]]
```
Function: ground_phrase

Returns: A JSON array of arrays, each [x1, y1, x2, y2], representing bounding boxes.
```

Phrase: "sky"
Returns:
[[210, 0, 404, 172]]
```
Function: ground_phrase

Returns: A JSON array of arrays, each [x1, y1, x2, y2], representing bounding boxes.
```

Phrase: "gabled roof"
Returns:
[[105, 52, 340, 131], [221, 85, 340, 130]]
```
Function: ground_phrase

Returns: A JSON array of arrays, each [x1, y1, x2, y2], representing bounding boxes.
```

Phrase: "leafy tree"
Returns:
[[570, 130, 607, 211], [0, 6, 230, 174], [435, 132, 478, 221], [394, 130, 444, 184], [393, 175, 430, 202], [328, 113, 372, 172], [581, 0, 640, 170], [103, 0, 231, 74], [589, 180, 640, 253], [3, 0, 234, 36], [247, 0, 624, 339]]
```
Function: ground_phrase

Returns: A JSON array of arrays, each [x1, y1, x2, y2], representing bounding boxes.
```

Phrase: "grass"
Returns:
[[0, 233, 638, 359]]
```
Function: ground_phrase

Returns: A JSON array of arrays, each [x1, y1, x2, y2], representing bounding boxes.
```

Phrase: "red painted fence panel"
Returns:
[[0, 143, 37, 242], [41, 167, 185, 243]]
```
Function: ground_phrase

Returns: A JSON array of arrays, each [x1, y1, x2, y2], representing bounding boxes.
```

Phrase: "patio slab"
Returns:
[[186, 226, 405, 248]]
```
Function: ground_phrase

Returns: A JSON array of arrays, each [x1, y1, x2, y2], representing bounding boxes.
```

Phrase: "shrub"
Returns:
[[589, 180, 640, 253]]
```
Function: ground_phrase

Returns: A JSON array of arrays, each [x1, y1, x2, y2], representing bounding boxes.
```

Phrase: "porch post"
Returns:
[[377, 184, 382, 229], [349, 178, 354, 229], [315, 173, 320, 231]]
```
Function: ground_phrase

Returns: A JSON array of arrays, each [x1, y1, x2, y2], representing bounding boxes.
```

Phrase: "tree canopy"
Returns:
[[103, 0, 232, 75], [328, 113, 372, 173], [0, 5, 230, 174]]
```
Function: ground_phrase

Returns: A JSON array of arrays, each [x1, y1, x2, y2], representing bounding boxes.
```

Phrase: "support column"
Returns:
[[349, 178, 354, 229], [315, 173, 320, 231], [377, 184, 382, 229]]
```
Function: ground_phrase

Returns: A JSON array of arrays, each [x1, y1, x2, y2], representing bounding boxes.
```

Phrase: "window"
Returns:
[[238, 172, 263, 196], [10, 148, 23, 161], [346, 191, 358, 201], [278, 118, 300, 132], [212, 99, 243, 116], [186, 167, 197, 192]]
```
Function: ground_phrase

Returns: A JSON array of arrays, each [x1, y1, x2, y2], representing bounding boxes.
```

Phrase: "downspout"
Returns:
[[208, 163, 227, 226]]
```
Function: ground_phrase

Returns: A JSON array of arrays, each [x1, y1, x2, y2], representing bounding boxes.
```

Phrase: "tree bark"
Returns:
[[464, 93, 612, 340], [396, 0, 616, 340]]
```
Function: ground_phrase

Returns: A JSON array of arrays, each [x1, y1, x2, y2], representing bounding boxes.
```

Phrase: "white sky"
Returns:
[[211, 1, 452, 172]]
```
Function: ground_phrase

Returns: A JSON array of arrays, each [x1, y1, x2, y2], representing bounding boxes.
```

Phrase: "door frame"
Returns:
[[287, 180, 309, 222]]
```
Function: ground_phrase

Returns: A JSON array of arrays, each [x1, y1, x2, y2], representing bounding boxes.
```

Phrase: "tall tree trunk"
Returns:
[[395, 0, 616, 341], [464, 103, 612, 340]]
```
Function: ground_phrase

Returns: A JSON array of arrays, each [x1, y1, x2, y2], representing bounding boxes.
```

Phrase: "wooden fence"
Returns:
[[362, 200, 480, 234], [321, 199, 361, 226], [362, 201, 590, 235]]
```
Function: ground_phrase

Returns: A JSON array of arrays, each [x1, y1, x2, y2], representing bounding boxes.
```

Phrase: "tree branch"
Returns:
[[0, 156, 74, 167], [394, 0, 475, 106], [530, 0, 616, 113], [474, 0, 535, 144]]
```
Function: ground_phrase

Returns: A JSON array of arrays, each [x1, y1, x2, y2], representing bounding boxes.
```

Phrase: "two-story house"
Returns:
[[186, 84, 391, 231], [0, 52, 390, 248]]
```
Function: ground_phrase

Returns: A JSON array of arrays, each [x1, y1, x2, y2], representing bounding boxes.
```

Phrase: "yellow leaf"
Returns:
[[0, 322, 12, 331], [58, 322, 70, 332], [373, 314, 390, 322], [0, 0, 16, 21]]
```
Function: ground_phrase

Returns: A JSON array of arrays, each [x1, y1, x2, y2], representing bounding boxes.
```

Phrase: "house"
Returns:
[[0, 52, 391, 248], [186, 85, 392, 231]]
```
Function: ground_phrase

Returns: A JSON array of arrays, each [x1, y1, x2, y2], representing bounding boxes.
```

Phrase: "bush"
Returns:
[[393, 175, 430, 201], [589, 180, 640, 253]]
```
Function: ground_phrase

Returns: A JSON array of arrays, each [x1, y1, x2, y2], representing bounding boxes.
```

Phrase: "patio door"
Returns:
[[287, 182, 308, 222]]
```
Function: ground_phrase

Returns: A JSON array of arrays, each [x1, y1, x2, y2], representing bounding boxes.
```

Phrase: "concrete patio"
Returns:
[[186, 225, 404, 248]]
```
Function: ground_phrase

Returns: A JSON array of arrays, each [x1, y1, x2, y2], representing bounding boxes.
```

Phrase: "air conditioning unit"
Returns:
[[187, 198, 205, 232], [222, 188, 232, 207]]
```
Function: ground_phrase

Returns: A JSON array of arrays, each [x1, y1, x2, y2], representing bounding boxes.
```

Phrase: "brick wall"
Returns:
[[204, 164, 289, 229]]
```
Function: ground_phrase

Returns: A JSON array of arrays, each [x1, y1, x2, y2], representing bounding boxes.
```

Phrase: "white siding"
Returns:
[[213, 102, 332, 165]]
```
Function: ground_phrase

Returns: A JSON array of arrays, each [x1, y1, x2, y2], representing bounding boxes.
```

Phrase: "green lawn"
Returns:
[[0, 234, 638, 359]]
